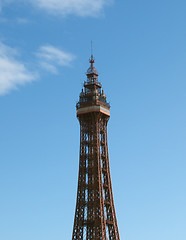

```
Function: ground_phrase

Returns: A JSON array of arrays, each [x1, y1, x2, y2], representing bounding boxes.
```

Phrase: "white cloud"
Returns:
[[0, 42, 37, 95], [32, 0, 112, 17], [0, 43, 75, 96], [0, 0, 112, 17], [36, 45, 75, 74]]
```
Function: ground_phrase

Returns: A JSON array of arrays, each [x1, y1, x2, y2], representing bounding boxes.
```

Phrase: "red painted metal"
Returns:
[[72, 56, 120, 240]]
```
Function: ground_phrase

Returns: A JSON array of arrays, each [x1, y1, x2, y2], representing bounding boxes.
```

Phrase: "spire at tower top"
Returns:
[[91, 40, 93, 56], [89, 40, 95, 64], [87, 41, 98, 76]]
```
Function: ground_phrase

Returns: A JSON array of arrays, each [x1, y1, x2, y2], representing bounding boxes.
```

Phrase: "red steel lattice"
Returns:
[[72, 55, 120, 240]]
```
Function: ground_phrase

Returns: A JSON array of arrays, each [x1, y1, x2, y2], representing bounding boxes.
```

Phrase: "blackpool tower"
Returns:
[[72, 54, 120, 240]]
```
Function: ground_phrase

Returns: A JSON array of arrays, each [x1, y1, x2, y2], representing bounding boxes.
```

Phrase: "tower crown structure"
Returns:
[[72, 55, 120, 240], [77, 56, 110, 117]]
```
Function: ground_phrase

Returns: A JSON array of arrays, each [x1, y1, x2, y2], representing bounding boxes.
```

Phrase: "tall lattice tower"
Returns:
[[72, 54, 120, 240]]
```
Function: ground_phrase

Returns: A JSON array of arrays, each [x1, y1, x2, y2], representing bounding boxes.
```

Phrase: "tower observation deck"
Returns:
[[72, 55, 120, 240]]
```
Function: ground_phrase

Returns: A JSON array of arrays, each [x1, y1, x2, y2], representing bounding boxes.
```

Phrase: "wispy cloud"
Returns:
[[36, 45, 75, 74], [0, 17, 31, 24], [16, 18, 31, 24], [32, 0, 112, 17], [0, 43, 75, 96], [0, 42, 37, 95], [0, 0, 113, 17]]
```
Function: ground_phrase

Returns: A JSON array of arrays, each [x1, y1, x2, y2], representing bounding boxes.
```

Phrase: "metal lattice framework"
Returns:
[[72, 55, 120, 240]]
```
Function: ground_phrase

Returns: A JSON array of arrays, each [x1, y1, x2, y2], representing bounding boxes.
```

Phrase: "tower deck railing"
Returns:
[[76, 100, 110, 110]]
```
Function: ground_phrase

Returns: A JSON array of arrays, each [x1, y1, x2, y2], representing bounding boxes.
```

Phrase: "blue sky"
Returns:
[[0, 0, 186, 239]]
